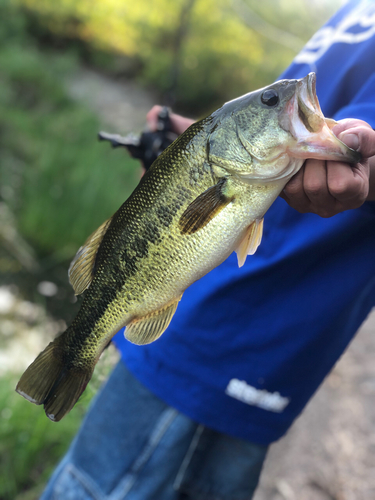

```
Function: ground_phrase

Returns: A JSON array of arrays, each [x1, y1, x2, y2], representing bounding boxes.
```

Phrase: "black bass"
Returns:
[[16, 73, 360, 421]]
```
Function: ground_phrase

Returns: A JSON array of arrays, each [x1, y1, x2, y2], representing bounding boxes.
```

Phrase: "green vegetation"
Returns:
[[0, 0, 140, 258], [0, 374, 86, 500], [14, 0, 340, 111], [0, 346, 116, 500]]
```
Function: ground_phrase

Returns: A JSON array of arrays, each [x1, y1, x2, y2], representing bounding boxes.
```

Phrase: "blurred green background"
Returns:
[[0, 0, 340, 497]]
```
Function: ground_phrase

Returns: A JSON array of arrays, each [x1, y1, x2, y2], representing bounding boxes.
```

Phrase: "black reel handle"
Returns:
[[98, 107, 178, 171]]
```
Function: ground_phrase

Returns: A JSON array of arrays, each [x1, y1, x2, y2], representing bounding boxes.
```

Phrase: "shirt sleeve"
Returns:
[[333, 72, 375, 129]]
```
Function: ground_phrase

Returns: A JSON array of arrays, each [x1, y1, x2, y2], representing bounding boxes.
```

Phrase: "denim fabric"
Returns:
[[174, 426, 268, 499], [41, 361, 268, 500]]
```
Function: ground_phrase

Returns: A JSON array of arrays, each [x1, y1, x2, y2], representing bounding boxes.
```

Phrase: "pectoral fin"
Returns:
[[236, 218, 264, 267], [125, 295, 183, 345], [69, 217, 112, 295], [179, 178, 234, 235]]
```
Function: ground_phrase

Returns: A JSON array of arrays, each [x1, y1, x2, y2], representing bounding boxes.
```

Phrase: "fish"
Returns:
[[16, 72, 361, 421]]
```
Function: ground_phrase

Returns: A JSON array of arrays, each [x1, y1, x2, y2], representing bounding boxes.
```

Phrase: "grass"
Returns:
[[0, 346, 118, 500], [0, 374, 86, 500], [0, 40, 141, 260]]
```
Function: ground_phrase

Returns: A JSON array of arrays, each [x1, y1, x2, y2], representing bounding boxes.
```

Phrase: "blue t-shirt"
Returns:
[[114, 0, 375, 444]]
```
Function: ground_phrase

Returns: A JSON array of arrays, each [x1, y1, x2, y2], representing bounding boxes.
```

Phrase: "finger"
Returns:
[[326, 159, 369, 207], [170, 114, 195, 135], [281, 165, 311, 212], [333, 119, 375, 159], [340, 128, 375, 160], [147, 105, 195, 135], [332, 118, 364, 137], [146, 105, 163, 132], [303, 159, 342, 216]]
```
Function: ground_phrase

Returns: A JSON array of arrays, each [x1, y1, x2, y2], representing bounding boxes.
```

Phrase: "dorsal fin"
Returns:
[[125, 295, 183, 345], [69, 217, 112, 295], [236, 218, 264, 267]]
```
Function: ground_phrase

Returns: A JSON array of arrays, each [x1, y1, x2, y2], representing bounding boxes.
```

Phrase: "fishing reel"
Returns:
[[98, 107, 178, 171]]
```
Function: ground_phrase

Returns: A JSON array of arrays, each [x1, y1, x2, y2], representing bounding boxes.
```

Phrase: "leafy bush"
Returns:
[[13, 0, 340, 113], [0, 0, 140, 258]]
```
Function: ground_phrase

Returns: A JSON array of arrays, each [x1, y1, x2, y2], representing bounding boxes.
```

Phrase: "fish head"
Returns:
[[208, 73, 361, 183]]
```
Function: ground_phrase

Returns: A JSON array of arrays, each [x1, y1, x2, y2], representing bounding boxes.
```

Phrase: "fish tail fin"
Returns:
[[16, 340, 93, 422]]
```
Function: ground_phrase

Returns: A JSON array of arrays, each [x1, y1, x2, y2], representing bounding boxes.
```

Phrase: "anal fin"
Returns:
[[125, 295, 183, 345], [236, 218, 264, 268]]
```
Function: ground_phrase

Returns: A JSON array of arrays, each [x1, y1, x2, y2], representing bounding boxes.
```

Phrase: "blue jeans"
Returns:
[[41, 361, 268, 500]]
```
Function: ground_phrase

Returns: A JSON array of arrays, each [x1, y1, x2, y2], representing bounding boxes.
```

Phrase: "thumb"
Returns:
[[338, 124, 375, 160]]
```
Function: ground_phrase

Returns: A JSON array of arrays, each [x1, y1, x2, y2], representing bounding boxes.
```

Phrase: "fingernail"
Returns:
[[340, 133, 359, 150]]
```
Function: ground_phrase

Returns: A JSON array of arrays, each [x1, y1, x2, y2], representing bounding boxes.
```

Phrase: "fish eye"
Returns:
[[261, 89, 279, 107]]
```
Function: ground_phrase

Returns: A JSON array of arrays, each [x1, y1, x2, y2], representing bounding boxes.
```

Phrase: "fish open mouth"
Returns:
[[297, 73, 325, 133], [285, 72, 361, 163]]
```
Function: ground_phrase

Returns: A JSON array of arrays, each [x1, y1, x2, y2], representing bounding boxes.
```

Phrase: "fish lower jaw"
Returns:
[[237, 157, 304, 184]]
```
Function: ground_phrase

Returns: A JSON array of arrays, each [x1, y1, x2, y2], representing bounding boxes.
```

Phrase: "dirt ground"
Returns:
[[65, 67, 158, 134], [253, 310, 375, 500]]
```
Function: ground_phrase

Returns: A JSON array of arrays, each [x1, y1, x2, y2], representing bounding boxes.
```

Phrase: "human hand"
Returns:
[[146, 105, 194, 135], [139, 106, 194, 175], [281, 119, 375, 217]]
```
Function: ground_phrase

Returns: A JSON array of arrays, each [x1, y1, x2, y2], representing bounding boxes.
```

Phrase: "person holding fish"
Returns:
[[31, 1, 375, 499]]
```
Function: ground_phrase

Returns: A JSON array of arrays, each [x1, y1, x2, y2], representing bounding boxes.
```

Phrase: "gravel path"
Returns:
[[65, 67, 158, 134]]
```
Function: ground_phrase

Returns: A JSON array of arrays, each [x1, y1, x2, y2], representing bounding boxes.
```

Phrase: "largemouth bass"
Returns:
[[16, 73, 360, 421]]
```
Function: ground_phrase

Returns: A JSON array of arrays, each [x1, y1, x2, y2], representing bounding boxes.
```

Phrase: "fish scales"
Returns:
[[55, 120, 215, 366], [16, 73, 361, 421]]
